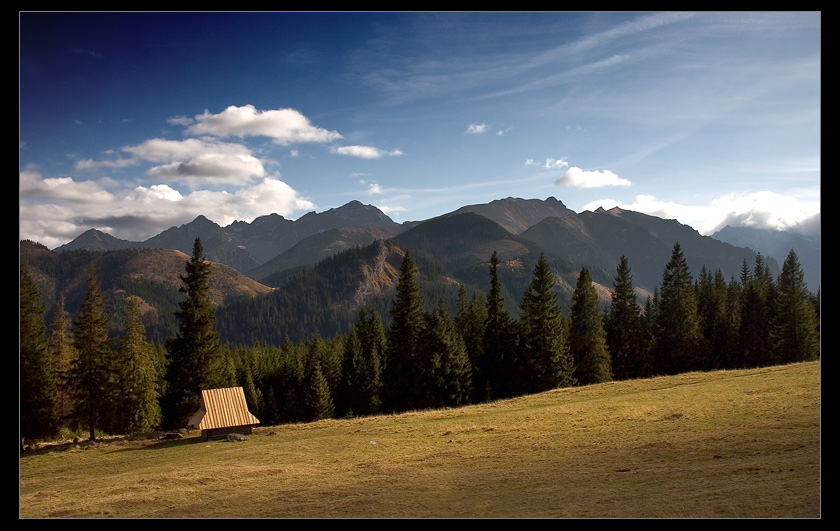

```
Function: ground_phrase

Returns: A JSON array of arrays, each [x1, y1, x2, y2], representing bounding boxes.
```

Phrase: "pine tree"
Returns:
[[20, 265, 60, 449], [49, 294, 75, 425], [455, 285, 487, 403], [483, 252, 519, 399], [518, 253, 574, 392], [696, 266, 733, 370], [740, 254, 775, 367], [340, 308, 384, 417], [772, 249, 819, 363], [654, 243, 702, 375], [604, 256, 646, 380], [383, 251, 426, 412], [304, 336, 335, 422], [68, 262, 115, 440], [162, 238, 221, 429], [568, 268, 612, 385], [422, 299, 472, 408], [115, 297, 161, 434]]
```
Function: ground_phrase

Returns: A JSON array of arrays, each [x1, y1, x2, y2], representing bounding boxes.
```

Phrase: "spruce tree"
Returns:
[[115, 297, 161, 434], [49, 294, 75, 425], [740, 254, 775, 367], [773, 249, 819, 363], [68, 262, 115, 440], [303, 334, 335, 421], [20, 265, 60, 448], [483, 252, 519, 399], [383, 251, 426, 412], [604, 256, 645, 380], [654, 243, 702, 375], [518, 253, 574, 392], [568, 268, 612, 385], [455, 285, 487, 404], [340, 307, 384, 417], [162, 238, 221, 429], [422, 299, 472, 408]]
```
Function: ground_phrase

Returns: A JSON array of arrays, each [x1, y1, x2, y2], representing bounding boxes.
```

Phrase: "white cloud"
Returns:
[[526, 158, 569, 169], [331, 145, 403, 159], [186, 104, 343, 146], [555, 166, 631, 188], [466, 122, 488, 134], [79, 138, 266, 187], [580, 191, 821, 236], [367, 183, 383, 194], [19, 168, 315, 248]]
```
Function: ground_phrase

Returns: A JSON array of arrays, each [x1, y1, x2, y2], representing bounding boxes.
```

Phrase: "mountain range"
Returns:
[[22, 196, 819, 344]]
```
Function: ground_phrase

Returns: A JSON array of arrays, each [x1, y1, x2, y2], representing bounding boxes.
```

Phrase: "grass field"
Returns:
[[19, 361, 821, 518]]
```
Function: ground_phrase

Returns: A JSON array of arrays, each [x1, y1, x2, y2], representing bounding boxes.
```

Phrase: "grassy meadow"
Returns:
[[20, 361, 820, 518]]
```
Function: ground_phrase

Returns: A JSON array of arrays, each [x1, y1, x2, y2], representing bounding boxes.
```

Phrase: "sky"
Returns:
[[20, 12, 821, 249]]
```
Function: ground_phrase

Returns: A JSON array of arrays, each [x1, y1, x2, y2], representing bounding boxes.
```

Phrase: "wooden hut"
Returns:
[[188, 387, 260, 441]]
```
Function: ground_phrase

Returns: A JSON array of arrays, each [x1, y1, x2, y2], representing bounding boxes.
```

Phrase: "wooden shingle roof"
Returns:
[[188, 387, 260, 430]]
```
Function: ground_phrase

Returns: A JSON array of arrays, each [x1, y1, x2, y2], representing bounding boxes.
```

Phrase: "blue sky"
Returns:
[[20, 12, 820, 249]]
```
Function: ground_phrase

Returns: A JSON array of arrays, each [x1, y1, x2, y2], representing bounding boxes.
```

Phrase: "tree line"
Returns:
[[20, 238, 819, 450]]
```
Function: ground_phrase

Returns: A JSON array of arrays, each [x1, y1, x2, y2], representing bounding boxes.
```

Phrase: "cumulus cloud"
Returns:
[[20, 168, 314, 248], [185, 104, 343, 146], [706, 191, 821, 235], [526, 157, 569, 169], [555, 166, 631, 188], [580, 191, 820, 237], [466, 122, 488, 134], [367, 183, 383, 194], [79, 138, 266, 187], [331, 145, 403, 159]]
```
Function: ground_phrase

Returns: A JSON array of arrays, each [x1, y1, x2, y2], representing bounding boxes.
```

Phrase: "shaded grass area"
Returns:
[[20, 361, 820, 518]]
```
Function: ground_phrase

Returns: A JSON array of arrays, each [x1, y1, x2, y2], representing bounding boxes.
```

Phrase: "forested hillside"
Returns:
[[20, 234, 819, 448]]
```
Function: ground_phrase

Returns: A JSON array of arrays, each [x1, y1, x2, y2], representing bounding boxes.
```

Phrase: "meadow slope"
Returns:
[[20, 361, 820, 518]]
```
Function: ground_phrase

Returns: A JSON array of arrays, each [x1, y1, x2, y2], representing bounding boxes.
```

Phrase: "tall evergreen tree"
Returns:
[[422, 299, 472, 408], [604, 256, 646, 380], [518, 253, 574, 392], [455, 285, 487, 404], [696, 266, 733, 371], [772, 249, 819, 363], [20, 265, 60, 449], [68, 263, 115, 440], [49, 294, 75, 425], [339, 307, 384, 417], [483, 252, 519, 399], [115, 297, 162, 434], [383, 251, 426, 412], [740, 254, 775, 367], [654, 243, 702, 375], [568, 268, 612, 385], [162, 238, 221, 429]]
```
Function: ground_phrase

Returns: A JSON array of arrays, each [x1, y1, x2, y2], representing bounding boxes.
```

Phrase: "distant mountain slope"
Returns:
[[54, 200, 400, 273], [249, 226, 401, 284], [448, 196, 575, 234], [26, 196, 809, 346], [518, 207, 774, 292], [20, 240, 272, 344], [713, 225, 820, 291]]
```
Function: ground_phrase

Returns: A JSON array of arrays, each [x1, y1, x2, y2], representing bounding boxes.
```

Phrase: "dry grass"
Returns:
[[20, 361, 821, 518]]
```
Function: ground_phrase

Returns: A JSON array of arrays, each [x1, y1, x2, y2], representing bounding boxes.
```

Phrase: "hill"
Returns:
[[20, 240, 272, 343], [19, 361, 821, 518], [26, 196, 807, 345], [713, 224, 820, 291]]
